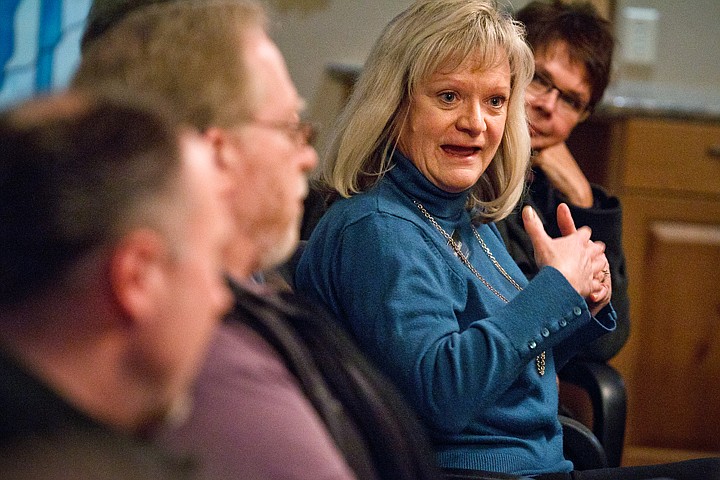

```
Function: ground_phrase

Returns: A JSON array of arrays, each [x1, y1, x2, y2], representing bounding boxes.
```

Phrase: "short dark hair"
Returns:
[[516, 0, 614, 111], [0, 90, 182, 307]]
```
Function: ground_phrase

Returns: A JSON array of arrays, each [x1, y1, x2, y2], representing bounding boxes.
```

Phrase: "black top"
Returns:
[[0, 349, 195, 479]]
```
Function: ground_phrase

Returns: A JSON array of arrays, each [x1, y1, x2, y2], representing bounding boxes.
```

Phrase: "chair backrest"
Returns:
[[558, 360, 627, 467]]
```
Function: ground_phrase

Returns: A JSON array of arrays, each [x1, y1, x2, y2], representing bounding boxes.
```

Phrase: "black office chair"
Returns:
[[560, 414, 608, 469], [558, 360, 626, 468]]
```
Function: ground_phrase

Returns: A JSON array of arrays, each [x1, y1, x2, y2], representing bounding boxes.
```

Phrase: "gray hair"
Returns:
[[73, 0, 267, 132]]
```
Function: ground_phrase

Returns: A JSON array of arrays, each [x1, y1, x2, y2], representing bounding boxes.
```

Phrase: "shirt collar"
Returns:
[[387, 149, 470, 219]]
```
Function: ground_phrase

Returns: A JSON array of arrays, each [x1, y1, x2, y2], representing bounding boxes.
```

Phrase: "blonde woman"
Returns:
[[298, 0, 720, 477], [298, 0, 608, 473]]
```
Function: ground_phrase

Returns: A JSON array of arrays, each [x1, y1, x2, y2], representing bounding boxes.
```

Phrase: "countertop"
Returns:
[[597, 81, 720, 123]]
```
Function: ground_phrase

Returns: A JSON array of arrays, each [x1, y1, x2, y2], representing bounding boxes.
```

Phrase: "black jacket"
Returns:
[[229, 281, 440, 480]]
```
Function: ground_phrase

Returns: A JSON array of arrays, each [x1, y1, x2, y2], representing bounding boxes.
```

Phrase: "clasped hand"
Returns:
[[522, 203, 611, 316]]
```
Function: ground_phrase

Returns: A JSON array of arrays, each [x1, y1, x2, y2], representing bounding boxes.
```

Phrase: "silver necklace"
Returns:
[[413, 199, 546, 375]]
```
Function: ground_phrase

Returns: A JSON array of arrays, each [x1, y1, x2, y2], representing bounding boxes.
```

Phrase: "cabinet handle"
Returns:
[[709, 145, 720, 159]]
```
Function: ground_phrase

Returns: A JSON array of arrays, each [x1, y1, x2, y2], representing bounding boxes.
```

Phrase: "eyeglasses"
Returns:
[[251, 119, 317, 147], [527, 71, 589, 117]]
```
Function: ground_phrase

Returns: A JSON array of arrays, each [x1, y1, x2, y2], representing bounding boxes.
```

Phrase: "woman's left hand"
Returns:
[[532, 142, 594, 209], [587, 252, 612, 316]]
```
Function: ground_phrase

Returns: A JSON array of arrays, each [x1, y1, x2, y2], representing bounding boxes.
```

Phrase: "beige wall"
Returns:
[[264, 0, 412, 113], [613, 0, 720, 91]]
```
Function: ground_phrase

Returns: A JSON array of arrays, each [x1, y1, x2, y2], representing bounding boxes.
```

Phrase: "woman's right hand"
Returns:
[[522, 204, 609, 303]]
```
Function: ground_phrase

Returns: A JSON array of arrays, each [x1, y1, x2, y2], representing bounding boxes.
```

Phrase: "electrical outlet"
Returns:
[[620, 7, 660, 65]]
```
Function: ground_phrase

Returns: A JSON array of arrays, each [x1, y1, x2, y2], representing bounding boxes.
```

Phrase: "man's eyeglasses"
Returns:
[[252, 119, 317, 147], [527, 71, 589, 117]]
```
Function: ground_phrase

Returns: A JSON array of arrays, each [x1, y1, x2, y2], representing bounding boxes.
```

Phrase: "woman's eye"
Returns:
[[489, 96, 506, 108], [439, 92, 457, 103]]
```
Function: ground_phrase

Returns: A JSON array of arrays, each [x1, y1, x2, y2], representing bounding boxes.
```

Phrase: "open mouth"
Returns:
[[442, 145, 480, 157]]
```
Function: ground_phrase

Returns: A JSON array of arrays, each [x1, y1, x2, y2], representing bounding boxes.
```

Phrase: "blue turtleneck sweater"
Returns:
[[295, 151, 616, 475]]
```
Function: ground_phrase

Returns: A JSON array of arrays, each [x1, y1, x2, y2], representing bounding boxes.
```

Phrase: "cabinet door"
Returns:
[[612, 193, 720, 453], [620, 119, 720, 196]]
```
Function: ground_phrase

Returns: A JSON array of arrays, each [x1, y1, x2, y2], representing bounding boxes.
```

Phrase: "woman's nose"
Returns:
[[457, 103, 486, 134]]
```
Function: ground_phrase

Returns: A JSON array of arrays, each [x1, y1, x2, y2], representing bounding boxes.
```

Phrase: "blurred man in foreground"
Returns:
[[0, 89, 233, 477]]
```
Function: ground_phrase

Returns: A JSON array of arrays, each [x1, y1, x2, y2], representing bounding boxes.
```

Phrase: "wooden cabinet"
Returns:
[[601, 117, 720, 462]]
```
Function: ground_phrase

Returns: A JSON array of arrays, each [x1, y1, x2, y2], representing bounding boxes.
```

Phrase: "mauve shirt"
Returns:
[[157, 322, 357, 480]]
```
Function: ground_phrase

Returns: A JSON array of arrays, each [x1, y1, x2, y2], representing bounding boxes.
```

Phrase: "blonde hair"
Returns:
[[73, 0, 266, 132], [322, 0, 533, 222]]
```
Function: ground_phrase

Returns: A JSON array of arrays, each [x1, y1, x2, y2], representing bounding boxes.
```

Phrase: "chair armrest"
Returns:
[[559, 414, 608, 470], [558, 360, 626, 467]]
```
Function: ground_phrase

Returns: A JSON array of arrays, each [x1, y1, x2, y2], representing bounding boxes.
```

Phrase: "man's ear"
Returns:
[[203, 126, 237, 171], [109, 229, 169, 322]]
